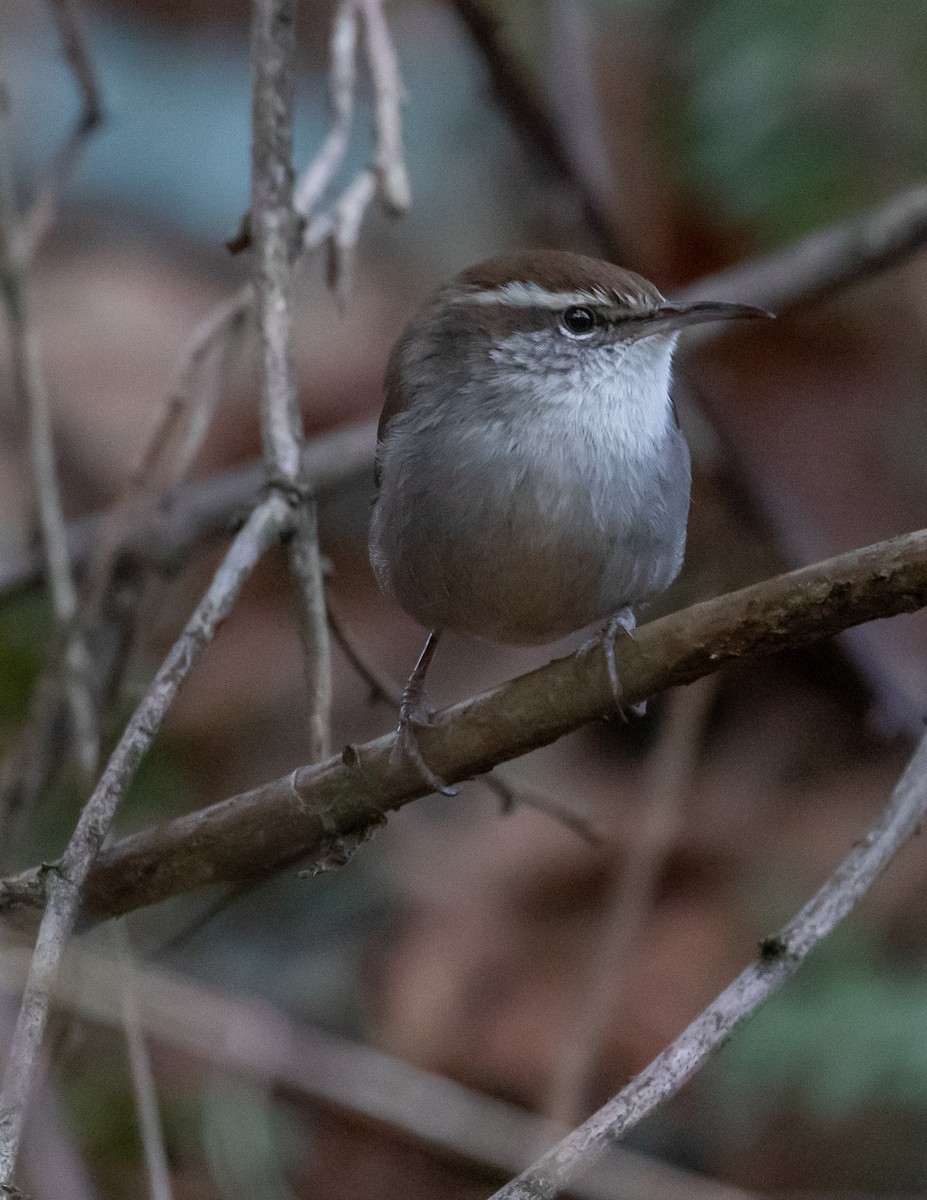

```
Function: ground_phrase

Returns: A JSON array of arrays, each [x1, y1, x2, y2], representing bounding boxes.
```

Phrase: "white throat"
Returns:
[[488, 329, 677, 463]]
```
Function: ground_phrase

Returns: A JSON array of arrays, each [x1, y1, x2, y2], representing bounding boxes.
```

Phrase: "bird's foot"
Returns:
[[391, 695, 458, 797], [580, 607, 647, 719]]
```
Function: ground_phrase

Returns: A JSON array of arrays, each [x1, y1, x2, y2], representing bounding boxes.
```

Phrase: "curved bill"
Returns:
[[650, 300, 775, 332]]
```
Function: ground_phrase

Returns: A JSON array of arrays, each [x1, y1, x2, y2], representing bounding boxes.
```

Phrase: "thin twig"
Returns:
[[0, 493, 290, 1183], [326, 592, 402, 707], [677, 181, 927, 316], [287, 498, 332, 761], [293, 0, 360, 217], [251, 0, 302, 482], [479, 772, 602, 847], [0, 80, 99, 783], [78, 291, 250, 622], [252, 0, 332, 761], [18, 0, 103, 262], [359, 0, 410, 214], [489, 728, 927, 1198], [547, 677, 718, 1126], [321, 168, 377, 305], [112, 923, 173, 1200], [0, 527, 920, 924]]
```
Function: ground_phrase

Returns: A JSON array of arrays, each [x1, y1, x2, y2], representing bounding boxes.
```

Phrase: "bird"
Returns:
[[369, 250, 771, 793]]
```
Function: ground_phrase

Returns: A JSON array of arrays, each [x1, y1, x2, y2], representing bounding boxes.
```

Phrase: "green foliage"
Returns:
[[721, 925, 927, 1122], [61, 1039, 203, 1168], [0, 594, 49, 726], [668, 0, 927, 243]]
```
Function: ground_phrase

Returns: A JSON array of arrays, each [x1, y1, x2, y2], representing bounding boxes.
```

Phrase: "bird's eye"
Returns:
[[561, 306, 597, 337]]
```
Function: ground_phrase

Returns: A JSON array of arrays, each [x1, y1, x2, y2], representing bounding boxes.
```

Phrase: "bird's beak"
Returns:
[[649, 300, 775, 333]]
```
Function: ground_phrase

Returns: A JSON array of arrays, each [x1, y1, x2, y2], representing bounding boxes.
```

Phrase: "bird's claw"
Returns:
[[582, 607, 647, 719], [392, 709, 458, 797]]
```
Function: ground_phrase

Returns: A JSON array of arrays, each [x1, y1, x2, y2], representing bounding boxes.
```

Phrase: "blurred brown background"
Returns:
[[2, 0, 927, 1196]]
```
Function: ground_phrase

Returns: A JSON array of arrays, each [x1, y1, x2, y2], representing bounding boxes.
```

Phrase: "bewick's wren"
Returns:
[[370, 250, 771, 792]]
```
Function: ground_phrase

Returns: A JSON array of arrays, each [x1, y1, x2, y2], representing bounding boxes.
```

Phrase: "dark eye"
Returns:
[[561, 306, 597, 336]]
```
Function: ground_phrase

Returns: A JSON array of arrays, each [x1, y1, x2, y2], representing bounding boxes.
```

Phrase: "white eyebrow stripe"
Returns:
[[456, 282, 632, 309]]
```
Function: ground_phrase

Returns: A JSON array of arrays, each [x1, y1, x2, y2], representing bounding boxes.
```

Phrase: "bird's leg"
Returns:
[[581, 606, 647, 719], [392, 630, 458, 797]]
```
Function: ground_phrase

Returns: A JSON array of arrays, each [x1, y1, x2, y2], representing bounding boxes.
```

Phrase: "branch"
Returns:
[[18, 0, 103, 262], [678, 181, 927, 315], [0, 494, 290, 1182], [251, 0, 301, 482], [252, 0, 332, 762], [293, 0, 360, 216], [0, 528, 919, 924], [359, 0, 410, 214], [489, 726, 927, 1198], [0, 420, 376, 604]]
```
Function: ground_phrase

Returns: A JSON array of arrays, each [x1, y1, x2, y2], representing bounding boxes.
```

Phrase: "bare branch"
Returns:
[[359, 0, 410, 214], [0, 527, 917, 925], [327, 592, 402, 707], [325, 601, 603, 842], [0, 494, 290, 1182], [251, 0, 301, 482], [293, 0, 360, 217], [478, 771, 602, 847], [679, 181, 927, 315], [252, 0, 332, 761], [18, 0, 103, 261], [490, 727, 927, 1198], [287, 497, 332, 761], [0, 420, 377, 603], [320, 168, 377, 304]]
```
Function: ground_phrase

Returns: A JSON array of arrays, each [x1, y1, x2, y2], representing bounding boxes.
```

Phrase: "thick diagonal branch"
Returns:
[[0, 528, 920, 925], [490, 727, 927, 1198]]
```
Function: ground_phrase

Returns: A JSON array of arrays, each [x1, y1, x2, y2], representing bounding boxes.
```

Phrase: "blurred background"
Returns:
[[2, 0, 927, 1196]]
